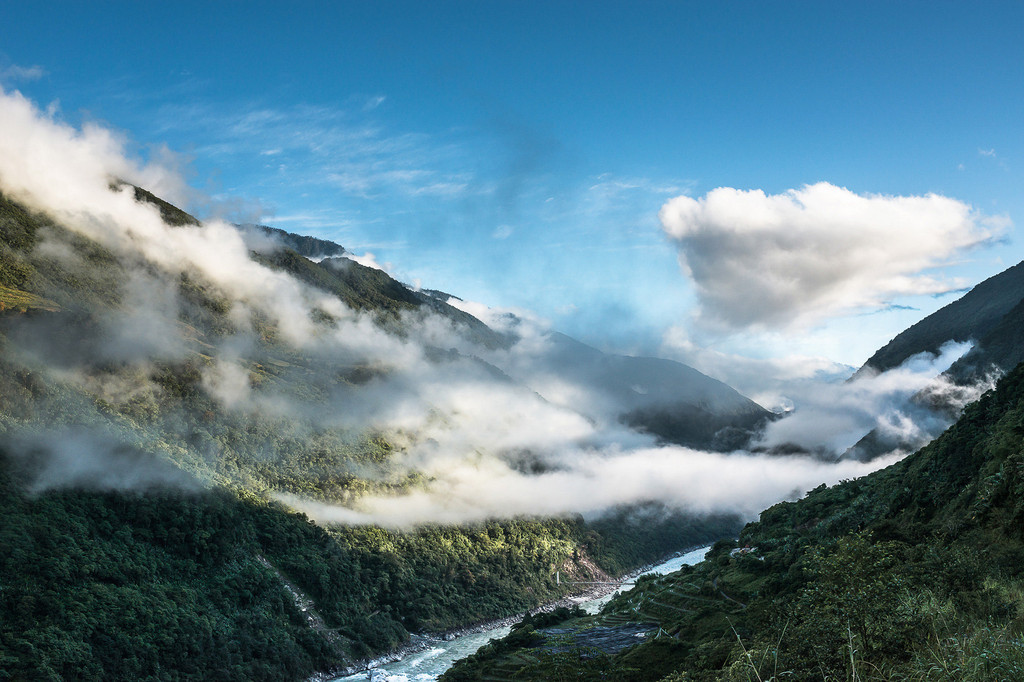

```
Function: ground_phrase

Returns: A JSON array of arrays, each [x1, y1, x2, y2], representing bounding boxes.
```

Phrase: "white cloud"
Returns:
[[279, 447, 899, 528], [0, 64, 46, 83], [341, 251, 391, 272], [660, 183, 1006, 332], [492, 224, 514, 239], [661, 325, 997, 461], [362, 95, 386, 111], [0, 86, 404, 356], [755, 341, 980, 455]]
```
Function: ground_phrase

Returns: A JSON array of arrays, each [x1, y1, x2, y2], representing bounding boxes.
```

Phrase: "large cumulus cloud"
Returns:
[[660, 183, 1005, 331]]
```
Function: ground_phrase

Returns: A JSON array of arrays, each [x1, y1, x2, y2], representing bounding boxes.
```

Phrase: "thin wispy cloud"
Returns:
[[267, 211, 366, 229], [588, 173, 690, 197], [491, 224, 514, 239], [362, 95, 387, 111], [0, 63, 46, 84], [975, 146, 1010, 173], [148, 100, 483, 207]]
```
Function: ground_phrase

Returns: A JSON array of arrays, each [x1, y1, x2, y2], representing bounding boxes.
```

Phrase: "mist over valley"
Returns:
[[2, 4, 1024, 680]]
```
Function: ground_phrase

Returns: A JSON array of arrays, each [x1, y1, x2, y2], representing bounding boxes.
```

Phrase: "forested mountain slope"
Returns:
[[446, 360, 1024, 681], [841, 260, 1024, 462], [0, 184, 745, 680], [946, 294, 1024, 384], [861, 259, 1024, 377]]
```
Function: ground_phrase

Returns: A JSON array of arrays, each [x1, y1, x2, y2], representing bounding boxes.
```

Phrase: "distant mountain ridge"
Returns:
[[537, 333, 771, 450], [240, 223, 347, 261], [233, 219, 770, 451], [860, 259, 1024, 377], [844, 259, 1024, 461]]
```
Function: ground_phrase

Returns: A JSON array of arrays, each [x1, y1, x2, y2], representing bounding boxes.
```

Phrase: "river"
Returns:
[[332, 545, 711, 682]]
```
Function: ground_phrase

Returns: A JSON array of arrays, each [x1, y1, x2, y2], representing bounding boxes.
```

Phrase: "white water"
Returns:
[[332, 545, 711, 682]]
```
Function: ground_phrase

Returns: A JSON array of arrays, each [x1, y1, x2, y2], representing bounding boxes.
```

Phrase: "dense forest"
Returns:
[[444, 360, 1024, 680], [0, 460, 737, 681]]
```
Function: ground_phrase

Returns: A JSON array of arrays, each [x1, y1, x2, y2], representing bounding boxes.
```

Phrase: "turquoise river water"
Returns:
[[333, 545, 711, 682]]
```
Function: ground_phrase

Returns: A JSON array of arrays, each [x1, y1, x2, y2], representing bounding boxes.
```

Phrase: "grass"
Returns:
[[0, 283, 60, 313]]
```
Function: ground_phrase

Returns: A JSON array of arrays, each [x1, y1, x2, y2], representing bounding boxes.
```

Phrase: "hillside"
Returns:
[[860, 259, 1024, 376], [534, 333, 771, 450], [240, 223, 347, 260], [445, 360, 1024, 681], [841, 260, 1024, 462], [0, 184, 753, 680], [947, 294, 1024, 384]]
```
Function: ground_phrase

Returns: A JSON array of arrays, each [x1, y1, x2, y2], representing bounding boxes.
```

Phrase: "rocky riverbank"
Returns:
[[314, 545, 712, 681]]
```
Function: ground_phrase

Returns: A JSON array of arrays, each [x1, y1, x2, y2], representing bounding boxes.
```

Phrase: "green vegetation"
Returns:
[[0, 482, 336, 682], [0, 187, 738, 680], [130, 185, 201, 227], [862, 259, 1024, 375], [245, 223, 346, 259], [0, 284, 59, 313], [0, 437, 736, 681], [948, 294, 1024, 384], [444, 361, 1024, 681]]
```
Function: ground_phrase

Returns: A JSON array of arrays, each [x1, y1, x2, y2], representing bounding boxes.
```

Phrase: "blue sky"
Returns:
[[2, 1, 1023, 373]]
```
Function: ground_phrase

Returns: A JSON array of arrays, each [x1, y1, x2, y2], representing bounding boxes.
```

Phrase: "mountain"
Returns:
[[240, 223, 347, 260], [235, 218, 767, 451], [532, 333, 771, 450], [0, 184, 753, 680], [946, 294, 1024, 383], [444, 358, 1024, 681], [842, 260, 1024, 461], [860, 259, 1024, 377]]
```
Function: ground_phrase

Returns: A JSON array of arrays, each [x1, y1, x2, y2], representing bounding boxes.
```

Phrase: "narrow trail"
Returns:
[[255, 555, 351, 660], [712, 576, 748, 609]]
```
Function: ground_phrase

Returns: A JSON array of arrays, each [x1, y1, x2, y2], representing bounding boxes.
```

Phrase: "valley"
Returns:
[[0, 178, 748, 679], [4, 169, 1022, 680], [1, 24, 1022, 678]]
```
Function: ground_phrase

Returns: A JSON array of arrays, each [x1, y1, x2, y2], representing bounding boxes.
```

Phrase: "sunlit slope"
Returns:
[[445, 360, 1024, 681]]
